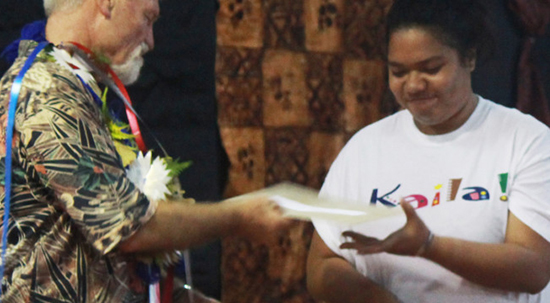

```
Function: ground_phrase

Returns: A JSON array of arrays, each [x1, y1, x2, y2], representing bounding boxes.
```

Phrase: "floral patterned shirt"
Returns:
[[0, 40, 157, 302]]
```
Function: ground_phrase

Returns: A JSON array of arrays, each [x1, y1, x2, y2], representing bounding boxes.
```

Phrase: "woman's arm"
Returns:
[[307, 230, 399, 303], [341, 202, 550, 294], [424, 211, 550, 293]]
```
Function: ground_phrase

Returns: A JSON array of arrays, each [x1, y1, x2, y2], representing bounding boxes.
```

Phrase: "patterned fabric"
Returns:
[[0, 40, 157, 302], [217, 0, 394, 302]]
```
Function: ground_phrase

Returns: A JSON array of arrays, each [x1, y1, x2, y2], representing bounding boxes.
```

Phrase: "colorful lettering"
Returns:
[[447, 178, 462, 201], [432, 192, 440, 206], [462, 187, 490, 201], [370, 184, 401, 207], [402, 194, 428, 209], [498, 173, 509, 202]]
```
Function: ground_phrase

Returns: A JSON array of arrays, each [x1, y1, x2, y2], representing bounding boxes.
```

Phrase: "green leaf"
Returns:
[[163, 157, 192, 178], [114, 141, 138, 167], [108, 122, 135, 140], [98, 87, 138, 159]]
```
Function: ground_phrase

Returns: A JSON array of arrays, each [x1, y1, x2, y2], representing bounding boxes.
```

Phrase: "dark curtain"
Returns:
[[128, 0, 226, 298], [509, 0, 550, 125]]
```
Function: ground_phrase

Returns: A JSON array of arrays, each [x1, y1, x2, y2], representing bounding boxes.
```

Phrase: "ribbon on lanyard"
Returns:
[[106, 66, 147, 153], [65, 42, 147, 153], [65, 42, 178, 303], [1, 41, 49, 295]]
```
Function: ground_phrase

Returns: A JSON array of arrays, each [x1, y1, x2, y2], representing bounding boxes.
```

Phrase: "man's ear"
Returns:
[[96, 0, 113, 19]]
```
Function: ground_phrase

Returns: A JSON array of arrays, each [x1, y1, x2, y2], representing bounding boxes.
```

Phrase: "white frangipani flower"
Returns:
[[50, 47, 96, 84], [126, 151, 172, 202]]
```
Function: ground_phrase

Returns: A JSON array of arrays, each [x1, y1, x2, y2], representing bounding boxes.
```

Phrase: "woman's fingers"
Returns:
[[340, 231, 385, 254], [401, 201, 419, 222]]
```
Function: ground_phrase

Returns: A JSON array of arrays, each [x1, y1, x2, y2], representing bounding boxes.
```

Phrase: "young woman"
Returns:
[[307, 0, 550, 302]]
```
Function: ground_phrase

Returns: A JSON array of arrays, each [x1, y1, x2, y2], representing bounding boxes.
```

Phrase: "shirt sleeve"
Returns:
[[15, 61, 156, 254], [312, 141, 360, 268], [508, 123, 550, 243]]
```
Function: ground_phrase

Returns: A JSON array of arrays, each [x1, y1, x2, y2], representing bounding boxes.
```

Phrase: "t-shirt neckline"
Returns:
[[404, 95, 487, 144]]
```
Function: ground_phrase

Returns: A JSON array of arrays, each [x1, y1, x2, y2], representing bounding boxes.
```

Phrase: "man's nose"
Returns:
[[146, 28, 155, 51]]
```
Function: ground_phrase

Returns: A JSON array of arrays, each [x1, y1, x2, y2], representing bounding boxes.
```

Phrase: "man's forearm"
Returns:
[[118, 200, 241, 253], [118, 196, 287, 253]]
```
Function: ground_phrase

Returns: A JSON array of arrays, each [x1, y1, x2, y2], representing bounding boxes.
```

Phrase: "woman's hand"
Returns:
[[340, 202, 432, 256]]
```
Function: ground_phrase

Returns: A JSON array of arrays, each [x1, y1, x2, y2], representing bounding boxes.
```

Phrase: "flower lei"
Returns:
[[45, 43, 193, 303], [46, 44, 192, 202], [2, 22, 194, 302]]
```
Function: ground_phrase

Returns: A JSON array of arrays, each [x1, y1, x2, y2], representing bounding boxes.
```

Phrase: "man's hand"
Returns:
[[340, 202, 431, 256], [119, 195, 292, 253], [228, 196, 292, 244]]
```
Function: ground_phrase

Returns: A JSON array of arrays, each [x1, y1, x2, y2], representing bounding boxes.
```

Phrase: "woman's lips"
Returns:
[[407, 96, 437, 103]]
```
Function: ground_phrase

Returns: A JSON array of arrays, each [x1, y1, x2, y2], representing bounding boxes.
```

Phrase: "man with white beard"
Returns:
[[111, 42, 149, 85], [0, 0, 290, 302]]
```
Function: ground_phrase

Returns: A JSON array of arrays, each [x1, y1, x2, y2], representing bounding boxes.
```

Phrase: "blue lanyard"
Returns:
[[1, 41, 49, 293]]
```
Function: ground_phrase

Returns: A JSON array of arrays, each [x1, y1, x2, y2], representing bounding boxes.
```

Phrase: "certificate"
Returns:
[[229, 182, 402, 224]]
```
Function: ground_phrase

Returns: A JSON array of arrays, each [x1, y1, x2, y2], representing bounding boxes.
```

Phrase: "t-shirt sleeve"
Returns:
[[508, 124, 550, 243], [15, 64, 156, 254], [312, 142, 360, 267]]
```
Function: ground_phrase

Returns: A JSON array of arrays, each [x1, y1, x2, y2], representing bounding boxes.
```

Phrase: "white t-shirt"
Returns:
[[313, 96, 550, 303]]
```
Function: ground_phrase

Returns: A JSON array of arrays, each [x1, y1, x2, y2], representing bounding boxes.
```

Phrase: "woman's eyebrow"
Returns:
[[388, 56, 445, 68]]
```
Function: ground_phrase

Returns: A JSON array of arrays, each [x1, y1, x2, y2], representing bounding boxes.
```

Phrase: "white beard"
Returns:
[[111, 43, 149, 85]]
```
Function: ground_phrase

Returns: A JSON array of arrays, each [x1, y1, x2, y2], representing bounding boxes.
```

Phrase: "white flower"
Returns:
[[50, 47, 96, 84], [126, 151, 172, 202]]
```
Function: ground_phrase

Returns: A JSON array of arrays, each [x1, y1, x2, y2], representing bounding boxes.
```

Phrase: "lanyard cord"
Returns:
[[1, 42, 183, 303], [65, 43, 179, 303], [65, 42, 150, 153], [1, 41, 49, 295], [65, 42, 170, 158]]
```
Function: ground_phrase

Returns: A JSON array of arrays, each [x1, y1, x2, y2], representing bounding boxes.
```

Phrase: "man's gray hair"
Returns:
[[44, 0, 84, 16]]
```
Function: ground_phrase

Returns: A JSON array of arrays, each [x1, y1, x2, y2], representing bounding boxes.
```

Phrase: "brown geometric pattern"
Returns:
[[343, 59, 387, 131], [221, 222, 315, 303], [265, 0, 306, 50], [216, 0, 395, 302], [306, 132, 345, 189], [263, 50, 312, 127], [306, 53, 344, 131], [217, 0, 264, 48], [220, 127, 266, 197], [343, 0, 394, 59], [216, 46, 264, 77], [217, 76, 263, 127], [305, 0, 344, 53], [265, 128, 310, 186]]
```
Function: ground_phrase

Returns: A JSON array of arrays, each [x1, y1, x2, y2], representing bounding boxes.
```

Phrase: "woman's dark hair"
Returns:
[[386, 0, 495, 64]]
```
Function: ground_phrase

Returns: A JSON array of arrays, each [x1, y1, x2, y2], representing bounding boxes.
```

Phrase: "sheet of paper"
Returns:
[[270, 195, 369, 216], [228, 182, 402, 224]]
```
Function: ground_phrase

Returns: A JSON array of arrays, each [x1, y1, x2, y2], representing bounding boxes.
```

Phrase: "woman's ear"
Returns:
[[465, 49, 477, 72]]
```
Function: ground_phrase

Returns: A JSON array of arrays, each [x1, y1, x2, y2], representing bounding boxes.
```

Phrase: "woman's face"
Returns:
[[388, 27, 477, 135]]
